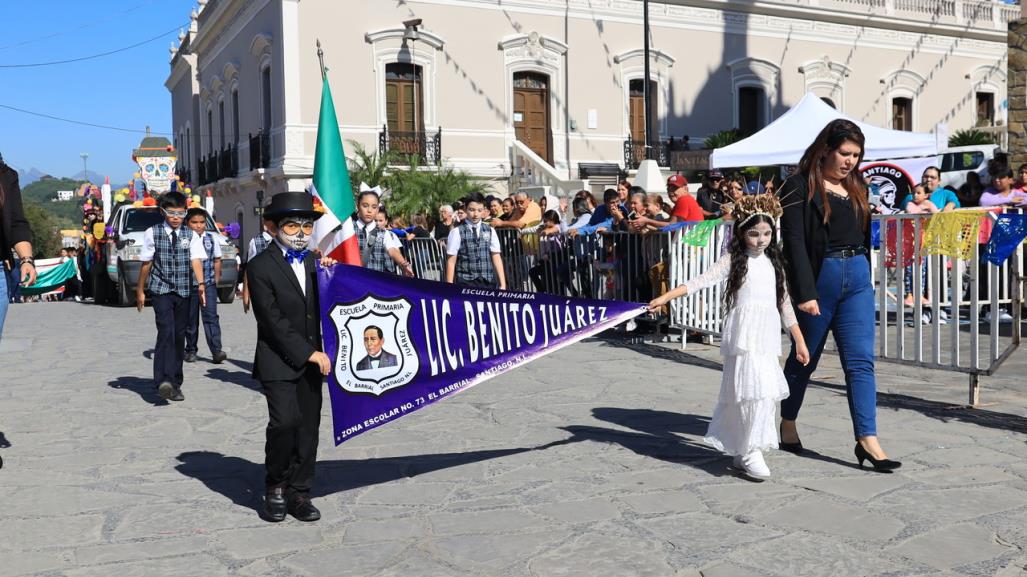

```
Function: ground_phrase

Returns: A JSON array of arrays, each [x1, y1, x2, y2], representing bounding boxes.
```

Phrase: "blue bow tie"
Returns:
[[285, 248, 310, 264]]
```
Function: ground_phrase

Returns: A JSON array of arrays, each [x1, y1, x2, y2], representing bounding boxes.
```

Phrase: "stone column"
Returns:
[[1008, 20, 1027, 167]]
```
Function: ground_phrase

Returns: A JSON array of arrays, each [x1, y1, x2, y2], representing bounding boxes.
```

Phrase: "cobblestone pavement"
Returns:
[[1, 301, 1026, 577]]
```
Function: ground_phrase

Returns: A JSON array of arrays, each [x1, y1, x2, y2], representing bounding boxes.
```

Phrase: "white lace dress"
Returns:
[[684, 252, 796, 456]]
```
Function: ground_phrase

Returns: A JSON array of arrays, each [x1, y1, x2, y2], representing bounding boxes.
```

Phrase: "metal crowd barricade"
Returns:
[[666, 221, 732, 348], [405, 237, 446, 282], [873, 209, 1022, 406]]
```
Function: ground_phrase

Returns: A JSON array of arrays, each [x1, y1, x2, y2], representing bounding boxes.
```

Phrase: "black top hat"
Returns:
[[262, 192, 323, 222]]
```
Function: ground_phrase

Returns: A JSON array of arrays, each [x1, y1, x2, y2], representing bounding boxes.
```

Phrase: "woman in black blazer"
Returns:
[[777, 119, 900, 471], [0, 161, 36, 339]]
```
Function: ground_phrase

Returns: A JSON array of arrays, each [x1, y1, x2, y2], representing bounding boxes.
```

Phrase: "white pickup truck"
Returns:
[[92, 204, 238, 306]]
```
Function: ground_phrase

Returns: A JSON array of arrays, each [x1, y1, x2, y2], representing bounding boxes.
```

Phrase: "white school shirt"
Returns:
[[355, 219, 402, 250], [274, 239, 308, 296], [246, 231, 273, 261], [139, 223, 207, 262], [445, 221, 501, 256]]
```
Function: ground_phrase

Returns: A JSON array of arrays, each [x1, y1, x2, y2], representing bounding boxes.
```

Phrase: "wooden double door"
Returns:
[[513, 72, 551, 164]]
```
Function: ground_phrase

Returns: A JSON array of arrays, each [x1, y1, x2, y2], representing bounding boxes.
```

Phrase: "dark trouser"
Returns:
[[781, 256, 878, 439], [458, 276, 498, 288], [151, 292, 190, 386], [263, 370, 323, 493], [185, 284, 223, 355]]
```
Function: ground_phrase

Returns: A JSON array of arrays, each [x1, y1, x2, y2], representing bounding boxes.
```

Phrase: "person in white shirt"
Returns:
[[135, 192, 207, 402], [353, 190, 413, 276], [445, 193, 506, 289]]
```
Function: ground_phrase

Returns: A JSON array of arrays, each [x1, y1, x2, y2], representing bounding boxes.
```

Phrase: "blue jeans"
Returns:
[[185, 284, 223, 355], [782, 256, 878, 438], [0, 268, 8, 341]]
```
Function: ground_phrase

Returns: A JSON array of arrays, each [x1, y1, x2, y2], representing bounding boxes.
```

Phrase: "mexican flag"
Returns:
[[310, 75, 360, 265]]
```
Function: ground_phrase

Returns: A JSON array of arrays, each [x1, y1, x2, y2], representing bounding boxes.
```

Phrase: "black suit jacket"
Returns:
[[0, 164, 32, 266], [355, 350, 398, 371], [247, 246, 322, 382], [778, 173, 872, 304]]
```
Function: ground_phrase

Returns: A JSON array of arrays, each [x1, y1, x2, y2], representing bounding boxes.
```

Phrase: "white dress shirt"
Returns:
[[274, 239, 307, 296], [139, 223, 207, 262], [446, 221, 501, 256]]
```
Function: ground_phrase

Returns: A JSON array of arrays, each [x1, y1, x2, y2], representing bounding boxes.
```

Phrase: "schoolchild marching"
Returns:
[[135, 192, 207, 402], [183, 207, 227, 364], [649, 194, 809, 480], [353, 189, 414, 276], [445, 192, 507, 289]]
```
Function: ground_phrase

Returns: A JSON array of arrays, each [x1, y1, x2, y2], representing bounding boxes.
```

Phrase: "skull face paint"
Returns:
[[275, 218, 315, 250]]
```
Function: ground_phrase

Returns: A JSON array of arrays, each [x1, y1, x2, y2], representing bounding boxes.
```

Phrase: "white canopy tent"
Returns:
[[709, 92, 939, 168]]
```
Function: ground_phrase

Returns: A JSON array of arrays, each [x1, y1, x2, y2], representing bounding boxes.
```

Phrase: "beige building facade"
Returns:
[[166, 0, 1015, 256]]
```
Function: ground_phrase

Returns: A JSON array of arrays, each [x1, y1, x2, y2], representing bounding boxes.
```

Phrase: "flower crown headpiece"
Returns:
[[732, 193, 783, 227]]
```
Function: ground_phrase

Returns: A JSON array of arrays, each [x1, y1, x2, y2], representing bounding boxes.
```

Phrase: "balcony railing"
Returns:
[[379, 125, 442, 166], [249, 131, 271, 170], [623, 139, 669, 170], [177, 168, 191, 187], [219, 144, 238, 179]]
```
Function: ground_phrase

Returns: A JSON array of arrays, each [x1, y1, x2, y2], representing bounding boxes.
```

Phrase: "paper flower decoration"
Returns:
[[142, 197, 157, 207], [223, 222, 241, 239]]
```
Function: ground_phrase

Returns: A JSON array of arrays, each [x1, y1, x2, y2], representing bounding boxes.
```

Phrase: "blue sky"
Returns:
[[0, 0, 195, 180]]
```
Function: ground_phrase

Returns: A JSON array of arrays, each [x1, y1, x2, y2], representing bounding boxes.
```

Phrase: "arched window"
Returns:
[[738, 86, 766, 135], [231, 89, 240, 145], [260, 65, 272, 133], [218, 98, 226, 150], [892, 97, 912, 131]]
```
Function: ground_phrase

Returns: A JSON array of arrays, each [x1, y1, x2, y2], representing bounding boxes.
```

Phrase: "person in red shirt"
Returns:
[[667, 174, 703, 223]]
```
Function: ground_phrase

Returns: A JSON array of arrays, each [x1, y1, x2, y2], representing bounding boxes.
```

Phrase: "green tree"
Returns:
[[347, 141, 399, 199], [22, 201, 63, 258], [387, 159, 488, 222], [704, 129, 743, 150], [948, 129, 995, 147]]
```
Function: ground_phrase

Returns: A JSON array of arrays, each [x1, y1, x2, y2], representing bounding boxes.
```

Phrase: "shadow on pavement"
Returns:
[[175, 440, 578, 511], [0, 431, 10, 448], [227, 358, 253, 373], [559, 408, 733, 477], [206, 368, 261, 392], [142, 349, 154, 360], [601, 338, 1027, 436], [108, 376, 169, 406]]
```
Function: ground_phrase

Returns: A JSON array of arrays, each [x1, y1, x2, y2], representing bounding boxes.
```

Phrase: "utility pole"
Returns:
[[643, 0, 652, 160], [80, 152, 89, 182]]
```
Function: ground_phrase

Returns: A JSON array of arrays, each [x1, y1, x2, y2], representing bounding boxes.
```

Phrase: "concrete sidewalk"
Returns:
[[1, 301, 1025, 577]]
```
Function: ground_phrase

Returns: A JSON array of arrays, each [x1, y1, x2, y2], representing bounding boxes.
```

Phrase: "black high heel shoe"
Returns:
[[778, 424, 803, 455], [854, 443, 902, 471]]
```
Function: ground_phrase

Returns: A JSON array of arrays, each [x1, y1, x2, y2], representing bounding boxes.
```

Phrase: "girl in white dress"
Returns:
[[649, 194, 809, 480]]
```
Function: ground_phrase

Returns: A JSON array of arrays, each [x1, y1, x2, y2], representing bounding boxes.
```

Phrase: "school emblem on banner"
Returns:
[[328, 295, 419, 396]]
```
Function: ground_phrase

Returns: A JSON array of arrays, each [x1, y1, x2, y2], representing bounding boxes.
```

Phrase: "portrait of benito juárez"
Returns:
[[354, 325, 399, 371]]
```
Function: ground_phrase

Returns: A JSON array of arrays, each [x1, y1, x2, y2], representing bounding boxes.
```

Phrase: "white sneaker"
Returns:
[[731, 450, 771, 481], [983, 310, 1014, 323]]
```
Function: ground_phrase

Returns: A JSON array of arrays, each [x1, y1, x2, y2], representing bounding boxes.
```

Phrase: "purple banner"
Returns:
[[318, 265, 645, 444]]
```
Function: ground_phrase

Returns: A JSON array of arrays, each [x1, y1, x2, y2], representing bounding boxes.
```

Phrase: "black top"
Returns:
[[826, 193, 865, 249], [433, 222, 451, 241], [778, 173, 871, 303], [0, 164, 33, 266]]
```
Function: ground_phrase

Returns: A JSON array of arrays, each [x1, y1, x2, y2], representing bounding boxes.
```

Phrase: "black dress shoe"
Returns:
[[288, 494, 321, 522], [170, 387, 185, 402], [855, 443, 902, 472], [211, 351, 227, 364], [156, 381, 175, 400], [184, 352, 198, 363], [263, 488, 287, 522]]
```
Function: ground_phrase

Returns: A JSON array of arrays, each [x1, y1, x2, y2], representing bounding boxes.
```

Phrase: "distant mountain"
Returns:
[[15, 167, 49, 186], [70, 169, 106, 184]]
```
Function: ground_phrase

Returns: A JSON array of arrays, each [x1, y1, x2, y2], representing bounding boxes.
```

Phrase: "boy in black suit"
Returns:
[[247, 192, 334, 522]]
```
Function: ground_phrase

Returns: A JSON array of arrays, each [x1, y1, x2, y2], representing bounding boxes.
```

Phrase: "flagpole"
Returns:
[[316, 39, 326, 80]]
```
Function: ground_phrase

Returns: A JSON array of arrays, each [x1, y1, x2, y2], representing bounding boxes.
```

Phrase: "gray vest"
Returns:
[[147, 225, 194, 297], [357, 221, 396, 274], [455, 221, 495, 283]]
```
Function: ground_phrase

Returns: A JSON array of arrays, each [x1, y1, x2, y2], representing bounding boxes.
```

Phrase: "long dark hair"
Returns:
[[798, 119, 869, 229], [723, 214, 787, 314]]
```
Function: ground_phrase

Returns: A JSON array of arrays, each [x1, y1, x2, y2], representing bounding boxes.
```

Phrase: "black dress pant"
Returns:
[[151, 292, 190, 386], [263, 368, 323, 494]]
